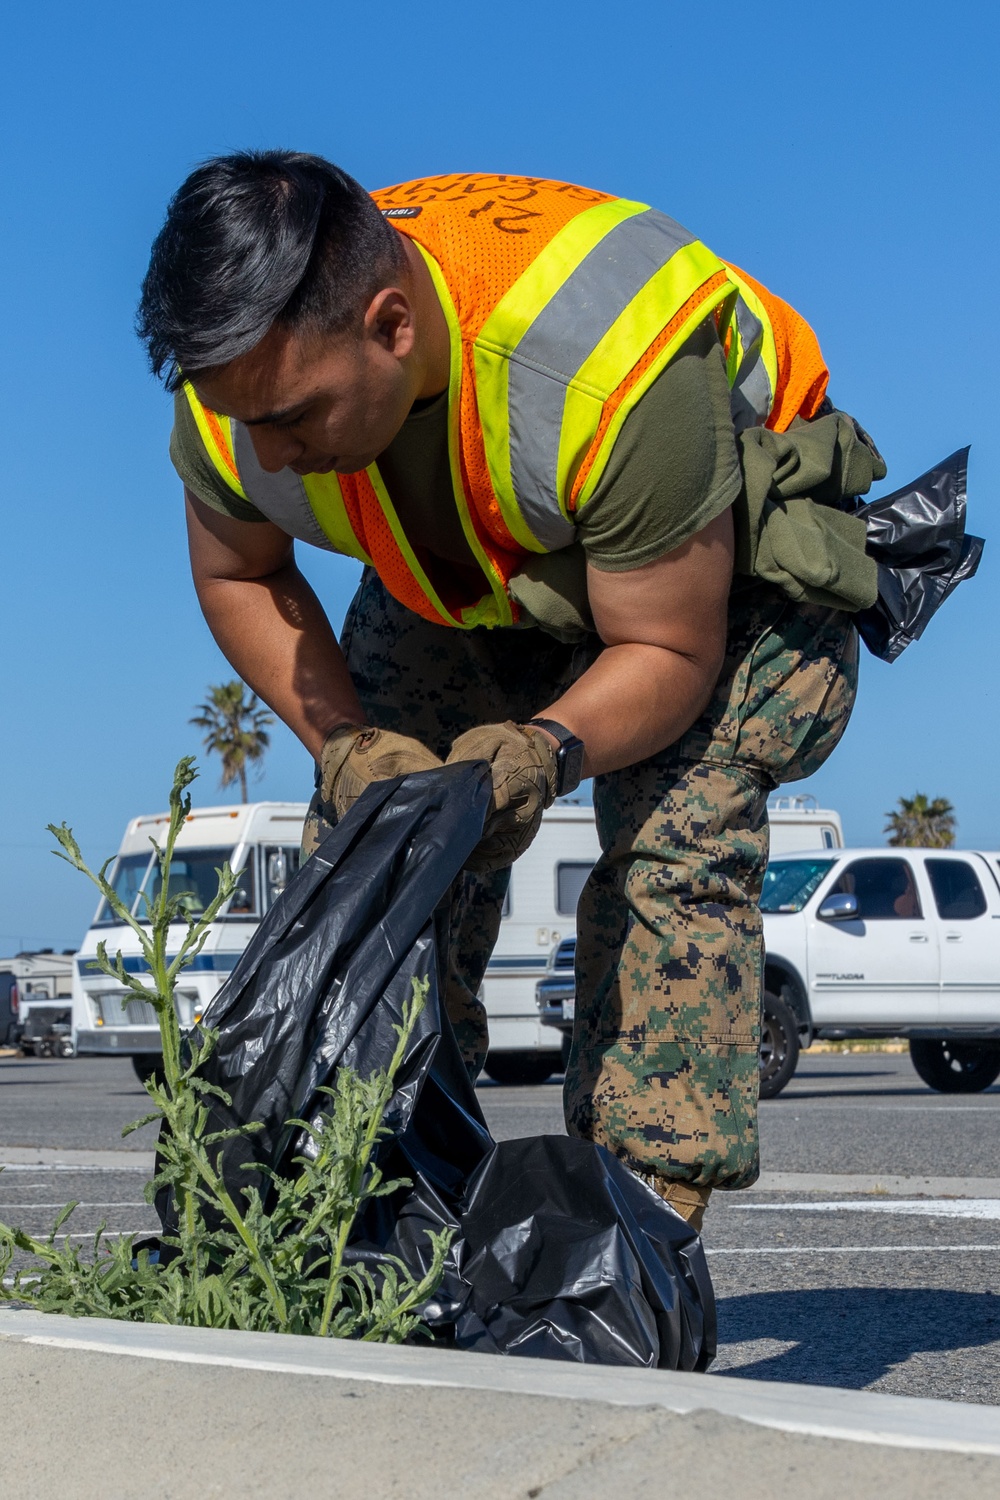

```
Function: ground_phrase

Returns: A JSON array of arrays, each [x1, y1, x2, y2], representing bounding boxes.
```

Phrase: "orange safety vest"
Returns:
[[184, 174, 829, 628]]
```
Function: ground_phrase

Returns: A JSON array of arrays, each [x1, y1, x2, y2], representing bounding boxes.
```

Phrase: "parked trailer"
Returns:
[[767, 795, 843, 852], [0, 952, 75, 1055]]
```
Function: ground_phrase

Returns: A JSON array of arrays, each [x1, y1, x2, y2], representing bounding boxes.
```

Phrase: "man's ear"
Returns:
[[364, 286, 416, 360]]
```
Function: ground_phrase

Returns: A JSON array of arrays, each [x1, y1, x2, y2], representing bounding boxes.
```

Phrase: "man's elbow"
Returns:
[[683, 630, 727, 713]]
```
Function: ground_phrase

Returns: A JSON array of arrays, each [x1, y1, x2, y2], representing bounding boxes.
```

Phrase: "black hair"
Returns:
[[136, 151, 406, 391]]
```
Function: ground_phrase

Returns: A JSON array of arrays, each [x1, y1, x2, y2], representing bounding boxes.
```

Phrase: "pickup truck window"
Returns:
[[828, 858, 922, 920], [926, 859, 987, 919], [761, 858, 835, 913]]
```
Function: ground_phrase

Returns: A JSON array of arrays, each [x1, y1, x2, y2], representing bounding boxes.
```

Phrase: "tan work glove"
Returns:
[[320, 725, 443, 820], [446, 721, 558, 872]]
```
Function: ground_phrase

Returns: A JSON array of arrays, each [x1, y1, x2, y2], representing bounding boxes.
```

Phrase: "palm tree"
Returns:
[[884, 793, 956, 848], [190, 681, 274, 802]]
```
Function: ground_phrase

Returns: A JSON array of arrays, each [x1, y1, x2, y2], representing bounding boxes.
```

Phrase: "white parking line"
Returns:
[[51, 1231, 149, 1240], [707, 1245, 1000, 1255], [764, 1103, 1000, 1112], [0, 1163, 149, 1173], [0, 1203, 148, 1211], [750, 1172, 1000, 1195], [732, 1199, 1000, 1219]]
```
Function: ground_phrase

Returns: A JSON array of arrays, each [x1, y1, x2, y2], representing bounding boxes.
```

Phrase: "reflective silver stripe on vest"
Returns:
[[232, 424, 336, 551], [729, 296, 772, 433], [506, 209, 696, 548]]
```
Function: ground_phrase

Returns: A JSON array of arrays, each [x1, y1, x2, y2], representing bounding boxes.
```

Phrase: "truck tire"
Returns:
[[483, 1051, 560, 1086], [909, 1039, 1000, 1094], [759, 991, 800, 1099]]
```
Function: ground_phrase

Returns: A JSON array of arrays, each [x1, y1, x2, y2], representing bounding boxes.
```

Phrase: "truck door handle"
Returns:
[[909, 934, 929, 942], [946, 934, 962, 942]]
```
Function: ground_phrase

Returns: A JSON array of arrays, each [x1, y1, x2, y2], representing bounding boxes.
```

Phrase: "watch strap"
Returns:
[[526, 718, 586, 797]]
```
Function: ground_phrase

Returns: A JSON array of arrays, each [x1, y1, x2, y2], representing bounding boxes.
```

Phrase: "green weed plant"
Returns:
[[0, 759, 449, 1339]]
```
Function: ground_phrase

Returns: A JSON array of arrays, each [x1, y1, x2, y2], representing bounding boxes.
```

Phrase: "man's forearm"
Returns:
[[538, 641, 720, 777], [194, 563, 365, 760]]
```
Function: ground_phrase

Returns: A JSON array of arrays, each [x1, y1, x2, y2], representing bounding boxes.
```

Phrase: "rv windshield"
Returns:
[[760, 858, 835, 914], [93, 847, 239, 924], [94, 853, 154, 924], [147, 848, 237, 917]]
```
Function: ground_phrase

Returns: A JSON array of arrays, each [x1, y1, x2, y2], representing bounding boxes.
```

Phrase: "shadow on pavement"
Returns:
[[790, 1067, 901, 1080], [772, 1086, 942, 1101], [715, 1287, 1000, 1388]]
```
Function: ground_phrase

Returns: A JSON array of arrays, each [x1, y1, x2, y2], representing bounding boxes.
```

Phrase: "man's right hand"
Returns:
[[320, 725, 443, 820]]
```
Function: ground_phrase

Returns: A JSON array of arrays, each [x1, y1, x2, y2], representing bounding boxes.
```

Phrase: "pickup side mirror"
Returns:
[[818, 893, 860, 921]]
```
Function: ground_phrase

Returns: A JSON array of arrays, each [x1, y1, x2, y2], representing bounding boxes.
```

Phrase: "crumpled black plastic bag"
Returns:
[[168, 762, 715, 1371], [848, 447, 983, 661]]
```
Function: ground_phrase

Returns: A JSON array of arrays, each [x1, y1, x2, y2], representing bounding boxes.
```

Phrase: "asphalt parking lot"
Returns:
[[2, 1049, 999, 1404]]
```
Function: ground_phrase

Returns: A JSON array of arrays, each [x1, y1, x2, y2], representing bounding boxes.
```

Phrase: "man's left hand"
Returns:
[[446, 721, 558, 871]]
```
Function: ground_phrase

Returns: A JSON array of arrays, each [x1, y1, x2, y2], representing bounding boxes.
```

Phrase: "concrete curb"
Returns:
[[2, 1308, 999, 1457]]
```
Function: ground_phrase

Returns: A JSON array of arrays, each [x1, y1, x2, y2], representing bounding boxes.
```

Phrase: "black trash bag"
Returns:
[[456, 1135, 714, 1369], [848, 447, 983, 662], [159, 762, 715, 1371]]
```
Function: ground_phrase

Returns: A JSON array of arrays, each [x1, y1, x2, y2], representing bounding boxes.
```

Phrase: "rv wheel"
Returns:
[[483, 1050, 560, 1086], [131, 1054, 166, 1087]]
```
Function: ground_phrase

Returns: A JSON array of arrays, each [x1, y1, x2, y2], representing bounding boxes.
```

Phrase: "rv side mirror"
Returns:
[[818, 893, 860, 922], [267, 851, 288, 890]]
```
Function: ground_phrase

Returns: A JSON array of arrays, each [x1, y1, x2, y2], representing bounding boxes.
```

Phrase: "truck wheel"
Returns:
[[483, 1051, 559, 1086], [909, 1039, 1000, 1093], [759, 991, 800, 1099]]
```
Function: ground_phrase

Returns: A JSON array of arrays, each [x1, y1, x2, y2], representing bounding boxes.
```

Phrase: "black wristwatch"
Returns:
[[527, 719, 586, 798]]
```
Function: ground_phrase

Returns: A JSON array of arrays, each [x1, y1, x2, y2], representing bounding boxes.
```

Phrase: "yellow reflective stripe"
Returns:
[[474, 338, 547, 554], [300, 472, 373, 564], [182, 382, 248, 501], [474, 198, 649, 552], [724, 269, 778, 404], [715, 287, 742, 384], [410, 244, 513, 628], [364, 463, 460, 627], [565, 246, 733, 510]]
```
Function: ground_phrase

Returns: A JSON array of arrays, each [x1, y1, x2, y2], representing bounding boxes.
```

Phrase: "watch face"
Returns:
[[559, 738, 586, 796]]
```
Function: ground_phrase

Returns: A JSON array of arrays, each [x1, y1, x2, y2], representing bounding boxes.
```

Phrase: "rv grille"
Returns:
[[93, 993, 158, 1027]]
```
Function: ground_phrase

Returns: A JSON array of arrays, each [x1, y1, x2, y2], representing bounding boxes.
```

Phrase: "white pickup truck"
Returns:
[[761, 848, 1000, 1096]]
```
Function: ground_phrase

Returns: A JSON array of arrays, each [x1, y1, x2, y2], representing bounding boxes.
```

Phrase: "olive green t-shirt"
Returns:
[[170, 320, 743, 576]]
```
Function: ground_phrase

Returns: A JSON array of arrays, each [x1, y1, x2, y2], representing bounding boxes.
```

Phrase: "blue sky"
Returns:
[[2, 1, 997, 951]]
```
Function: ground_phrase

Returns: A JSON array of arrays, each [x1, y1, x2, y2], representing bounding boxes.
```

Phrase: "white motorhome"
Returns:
[[72, 792, 848, 1083], [72, 802, 307, 1072], [71, 796, 602, 1080], [480, 799, 601, 1084]]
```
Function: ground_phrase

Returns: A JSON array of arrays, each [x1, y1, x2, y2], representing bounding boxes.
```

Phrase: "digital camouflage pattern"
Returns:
[[302, 570, 859, 1204]]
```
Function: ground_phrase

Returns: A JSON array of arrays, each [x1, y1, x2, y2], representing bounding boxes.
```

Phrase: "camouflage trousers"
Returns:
[[304, 570, 859, 1198]]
